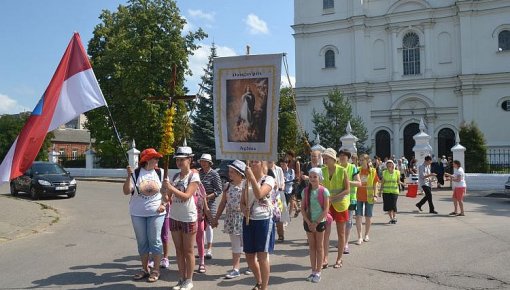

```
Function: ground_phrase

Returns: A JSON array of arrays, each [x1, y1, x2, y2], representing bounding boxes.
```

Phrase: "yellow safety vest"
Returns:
[[322, 165, 349, 212], [358, 166, 377, 203], [340, 163, 358, 204], [382, 170, 400, 195]]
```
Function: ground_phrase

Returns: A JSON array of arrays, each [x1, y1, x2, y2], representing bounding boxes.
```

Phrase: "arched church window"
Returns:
[[325, 49, 335, 68], [402, 32, 420, 75], [499, 30, 510, 51]]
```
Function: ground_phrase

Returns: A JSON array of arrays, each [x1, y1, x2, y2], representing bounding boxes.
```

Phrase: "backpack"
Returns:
[[302, 185, 333, 223], [173, 169, 207, 221], [131, 167, 163, 195]]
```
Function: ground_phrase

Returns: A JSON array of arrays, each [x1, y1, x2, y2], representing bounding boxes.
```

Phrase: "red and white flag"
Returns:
[[0, 33, 107, 184]]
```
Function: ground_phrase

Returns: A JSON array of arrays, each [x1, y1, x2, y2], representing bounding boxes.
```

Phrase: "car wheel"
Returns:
[[10, 183, 18, 196], [67, 192, 76, 198], [30, 187, 39, 200]]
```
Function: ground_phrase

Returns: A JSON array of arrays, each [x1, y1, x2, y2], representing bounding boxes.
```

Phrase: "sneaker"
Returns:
[[245, 269, 253, 275], [363, 235, 370, 242], [355, 239, 363, 245], [305, 274, 315, 282], [430, 211, 438, 214], [205, 250, 213, 260], [343, 246, 350, 254], [415, 203, 423, 212], [180, 279, 194, 290], [148, 260, 154, 268], [311, 274, 321, 283], [171, 278, 184, 290], [160, 257, 170, 268], [225, 269, 241, 279]]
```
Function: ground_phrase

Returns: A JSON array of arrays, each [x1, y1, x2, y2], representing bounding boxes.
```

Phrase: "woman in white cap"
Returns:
[[164, 146, 200, 290], [198, 153, 222, 264], [213, 160, 248, 279], [321, 148, 350, 269], [240, 160, 276, 290]]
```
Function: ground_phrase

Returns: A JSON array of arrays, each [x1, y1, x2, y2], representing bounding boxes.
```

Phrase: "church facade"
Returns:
[[293, 0, 510, 160]]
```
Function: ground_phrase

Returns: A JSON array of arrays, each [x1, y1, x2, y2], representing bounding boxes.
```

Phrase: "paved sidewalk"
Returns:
[[0, 194, 59, 243]]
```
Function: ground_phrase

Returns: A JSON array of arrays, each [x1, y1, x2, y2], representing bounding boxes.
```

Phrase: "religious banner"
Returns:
[[213, 54, 282, 161]]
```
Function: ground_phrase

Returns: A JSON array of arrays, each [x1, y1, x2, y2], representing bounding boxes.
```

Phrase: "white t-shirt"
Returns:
[[129, 168, 165, 217], [452, 167, 466, 188], [169, 171, 200, 222], [247, 175, 275, 220]]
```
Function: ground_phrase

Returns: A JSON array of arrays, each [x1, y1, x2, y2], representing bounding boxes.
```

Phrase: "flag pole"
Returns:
[[104, 104, 139, 194]]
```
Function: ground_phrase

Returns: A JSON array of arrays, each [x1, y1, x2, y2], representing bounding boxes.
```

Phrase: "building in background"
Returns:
[[51, 114, 91, 161], [293, 0, 510, 160]]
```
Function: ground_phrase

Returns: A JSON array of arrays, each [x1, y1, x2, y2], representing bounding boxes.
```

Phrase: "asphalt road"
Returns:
[[0, 181, 509, 290]]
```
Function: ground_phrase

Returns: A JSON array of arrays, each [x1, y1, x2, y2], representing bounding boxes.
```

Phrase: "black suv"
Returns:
[[10, 161, 77, 199]]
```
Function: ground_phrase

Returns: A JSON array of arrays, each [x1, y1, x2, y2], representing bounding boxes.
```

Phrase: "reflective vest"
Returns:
[[322, 165, 349, 212], [382, 170, 400, 194], [358, 166, 377, 204], [340, 163, 358, 204]]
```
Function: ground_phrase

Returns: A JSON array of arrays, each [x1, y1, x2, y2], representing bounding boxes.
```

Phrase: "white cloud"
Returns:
[[186, 44, 237, 93], [0, 93, 28, 114], [281, 75, 296, 88], [188, 9, 215, 22], [182, 16, 194, 34], [245, 13, 269, 35]]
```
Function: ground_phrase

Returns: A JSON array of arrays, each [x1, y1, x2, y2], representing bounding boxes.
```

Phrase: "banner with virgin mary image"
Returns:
[[213, 53, 282, 161]]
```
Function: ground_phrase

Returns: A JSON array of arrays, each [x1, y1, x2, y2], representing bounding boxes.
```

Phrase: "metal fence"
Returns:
[[487, 149, 510, 173], [59, 155, 86, 168]]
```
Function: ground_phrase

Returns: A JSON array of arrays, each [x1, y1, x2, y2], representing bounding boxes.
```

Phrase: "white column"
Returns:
[[413, 118, 433, 164], [391, 116, 400, 158], [85, 149, 96, 169], [340, 121, 359, 154], [49, 150, 59, 163], [451, 132, 466, 172]]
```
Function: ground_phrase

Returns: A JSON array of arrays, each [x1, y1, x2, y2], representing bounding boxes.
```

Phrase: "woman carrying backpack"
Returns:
[[164, 146, 201, 290], [301, 168, 330, 283], [122, 148, 167, 283], [240, 160, 276, 290]]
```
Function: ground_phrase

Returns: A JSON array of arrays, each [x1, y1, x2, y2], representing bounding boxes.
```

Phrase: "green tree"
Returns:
[[312, 88, 369, 153], [0, 113, 53, 163], [85, 0, 206, 167], [278, 87, 299, 157], [459, 121, 488, 173], [189, 44, 217, 161]]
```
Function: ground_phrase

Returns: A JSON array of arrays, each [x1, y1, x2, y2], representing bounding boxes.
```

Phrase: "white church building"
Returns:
[[293, 0, 510, 160]]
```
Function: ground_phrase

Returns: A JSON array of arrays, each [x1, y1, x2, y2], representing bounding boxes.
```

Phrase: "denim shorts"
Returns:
[[355, 201, 374, 217], [242, 218, 275, 254], [131, 215, 165, 255]]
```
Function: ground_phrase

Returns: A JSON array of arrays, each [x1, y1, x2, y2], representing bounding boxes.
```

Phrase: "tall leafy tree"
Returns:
[[278, 87, 299, 157], [312, 88, 369, 153], [0, 113, 53, 162], [189, 44, 217, 161], [459, 121, 488, 173], [85, 0, 206, 167]]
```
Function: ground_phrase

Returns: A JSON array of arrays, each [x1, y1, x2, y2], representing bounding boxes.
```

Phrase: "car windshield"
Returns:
[[32, 163, 66, 175]]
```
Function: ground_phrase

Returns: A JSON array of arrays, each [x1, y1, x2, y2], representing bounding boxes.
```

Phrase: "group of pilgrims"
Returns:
[[122, 144, 467, 290]]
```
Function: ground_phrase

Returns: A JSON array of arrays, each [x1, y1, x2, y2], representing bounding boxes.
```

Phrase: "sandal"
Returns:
[[322, 263, 329, 269], [133, 270, 150, 281], [147, 271, 160, 283], [333, 260, 343, 269], [252, 283, 262, 290], [449, 212, 457, 216], [198, 264, 206, 273]]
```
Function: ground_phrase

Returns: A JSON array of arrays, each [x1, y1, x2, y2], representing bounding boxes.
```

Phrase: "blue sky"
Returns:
[[0, 0, 295, 114]]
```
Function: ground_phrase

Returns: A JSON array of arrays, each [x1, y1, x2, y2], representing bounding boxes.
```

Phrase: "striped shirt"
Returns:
[[199, 168, 222, 214]]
